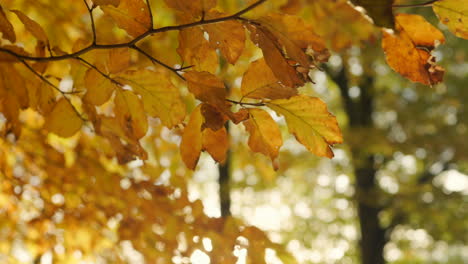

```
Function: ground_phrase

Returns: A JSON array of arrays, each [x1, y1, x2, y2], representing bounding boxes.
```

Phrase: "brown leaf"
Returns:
[[201, 103, 226, 131], [382, 14, 445, 85], [241, 58, 297, 99], [94, 0, 121, 6]]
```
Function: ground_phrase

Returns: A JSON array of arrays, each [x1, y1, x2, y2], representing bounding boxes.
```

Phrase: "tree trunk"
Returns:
[[218, 123, 231, 217], [329, 67, 387, 264]]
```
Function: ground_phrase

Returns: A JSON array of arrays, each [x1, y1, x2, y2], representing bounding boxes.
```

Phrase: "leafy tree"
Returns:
[[0, 0, 467, 263]]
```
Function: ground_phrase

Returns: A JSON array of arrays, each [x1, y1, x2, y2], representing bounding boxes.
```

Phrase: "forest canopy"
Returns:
[[1, 0, 467, 263]]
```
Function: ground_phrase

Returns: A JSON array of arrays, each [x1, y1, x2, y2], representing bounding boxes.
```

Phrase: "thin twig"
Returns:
[[146, 0, 154, 29], [83, 0, 97, 44], [392, 0, 439, 8], [226, 99, 265, 107], [131, 45, 185, 80], [75, 56, 123, 86]]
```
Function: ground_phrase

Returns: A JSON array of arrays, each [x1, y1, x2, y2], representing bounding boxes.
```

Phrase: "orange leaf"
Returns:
[[267, 95, 342, 158], [164, 0, 216, 19], [180, 105, 203, 170], [101, 0, 151, 37], [241, 58, 297, 99], [177, 27, 218, 73], [202, 126, 228, 164], [94, 0, 120, 6], [382, 14, 445, 85], [0, 5, 15, 42], [204, 10, 245, 64], [243, 108, 283, 162]]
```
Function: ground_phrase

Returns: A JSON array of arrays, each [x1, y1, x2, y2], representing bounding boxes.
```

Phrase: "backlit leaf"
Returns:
[[267, 95, 342, 158], [433, 0, 468, 39], [350, 0, 394, 28], [84, 68, 116, 106], [241, 58, 297, 99], [44, 99, 83, 138], [0, 5, 15, 42], [177, 27, 218, 73], [202, 126, 228, 164], [204, 10, 245, 64], [117, 69, 186, 128], [11, 10, 48, 44], [180, 105, 203, 170], [382, 14, 445, 85], [243, 108, 283, 162], [101, 0, 151, 37], [114, 90, 148, 140]]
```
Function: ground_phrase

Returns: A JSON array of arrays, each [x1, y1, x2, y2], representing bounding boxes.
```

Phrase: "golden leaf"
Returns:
[[180, 105, 203, 170], [382, 14, 445, 85], [0, 5, 15, 42], [177, 27, 218, 73], [243, 108, 283, 162], [117, 69, 186, 128], [11, 10, 48, 44], [44, 99, 83, 138], [84, 68, 116, 106], [241, 58, 297, 99], [101, 0, 151, 37], [267, 95, 342, 158], [114, 90, 148, 140], [433, 0, 468, 39], [94, 0, 121, 6], [202, 126, 228, 164], [204, 10, 245, 64]]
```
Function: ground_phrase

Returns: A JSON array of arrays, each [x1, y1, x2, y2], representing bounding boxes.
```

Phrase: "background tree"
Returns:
[[1, 0, 467, 263]]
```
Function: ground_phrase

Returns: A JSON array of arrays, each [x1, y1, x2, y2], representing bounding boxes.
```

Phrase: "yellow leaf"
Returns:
[[241, 58, 297, 99], [44, 99, 83, 138], [180, 105, 203, 170], [177, 27, 218, 73], [108, 48, 130, 74], [204, 10, 245, 64], [84, 68, 116, 106], [117, 69, 186, 127], [11, 10, 48, 44], [28, 81, 55, 115], [267, 95, 342, 158], [243, 108, 283, 162], [382, 14, 445, 85], [0, 5, 15, 42], [101, 0, 151, 37], [202, 126, 228, 164], [433, 0, 468, 39], [114, 90, 148, 140]]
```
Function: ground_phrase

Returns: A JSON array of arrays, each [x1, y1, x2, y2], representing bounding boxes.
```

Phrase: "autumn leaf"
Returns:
[[0, 5, 15, 42], [11, 10, 48, 44], [243, 108, 283, 162], [84, 67, 117, 106], [201, 103, 227, 131], [177, 27, 218, 73], [93, 0, 121, 7], [44, 99, 83, 138], [100, 0, 151, 37], [114, 90, 148, 140], [433, 0, 468, 39], [241, 58, 297, 99], [164, 0, 216, 19], [350, 0, 395, 28], [382, 14, 445, 85], [116, 69, 186, 128], [180, 105, 203, 170], [203, 10, 245, 64], [202, 126, 228, 164], [267, 95, 342, 158]]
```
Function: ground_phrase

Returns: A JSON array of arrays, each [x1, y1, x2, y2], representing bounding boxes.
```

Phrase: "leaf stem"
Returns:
[[226, 99, 265, 107]]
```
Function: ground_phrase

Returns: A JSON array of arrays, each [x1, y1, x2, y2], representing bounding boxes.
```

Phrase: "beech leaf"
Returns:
[[267, 95, 342, 158], [433, 0, 468, 39], [11, 10, 48, 44], [114, 90, 148, 140], [202, 126, 228, 164], [0, 5, 15, 42], [180, 105, 203, 170], [100, 0, 150, 37], [382, 14, 445, 85], [243, 108, 283, 162], [44, 99, 83, 138]]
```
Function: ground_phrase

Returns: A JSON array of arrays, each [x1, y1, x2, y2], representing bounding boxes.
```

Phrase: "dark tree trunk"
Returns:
[[329, 66, 387, 264], [218, 123, 231, 217]]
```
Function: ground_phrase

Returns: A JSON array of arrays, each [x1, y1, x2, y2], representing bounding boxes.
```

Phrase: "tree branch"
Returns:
[[131, 45, 186, 80], [146, 0, 154, 29], [82, 0, 97, 44], [392, 0, 439, 8]]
